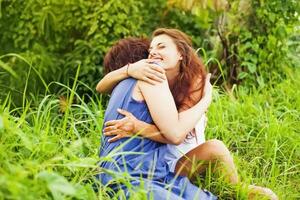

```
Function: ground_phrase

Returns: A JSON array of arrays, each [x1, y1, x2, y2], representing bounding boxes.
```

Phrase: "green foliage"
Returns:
[[0, 0, 218, 106], [213, 0, 299, 86], [0, 0, 147, 105], [166, 0, 300, 86], [1, 1, 299, 199], [1, 0, 298, 105]]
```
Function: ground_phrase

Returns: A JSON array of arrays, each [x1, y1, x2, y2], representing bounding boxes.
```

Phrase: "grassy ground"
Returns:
[[204, 67, 300, 199], [0, 68, 299, 199]]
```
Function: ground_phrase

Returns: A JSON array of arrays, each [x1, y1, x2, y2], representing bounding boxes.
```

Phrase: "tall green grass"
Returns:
[[0, 78, 106, 199], [205, 68, 300, 199], [0, 68, 299, 199]]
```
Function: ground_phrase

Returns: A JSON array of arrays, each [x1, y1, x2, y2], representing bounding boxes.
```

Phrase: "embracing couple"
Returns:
[[96, 28, 277, 200]]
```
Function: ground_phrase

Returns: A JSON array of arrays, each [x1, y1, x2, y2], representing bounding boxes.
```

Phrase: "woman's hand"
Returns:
[[202, 73, 213, 106], [128, 59, 166, 85], [103, 109, 138, 142]]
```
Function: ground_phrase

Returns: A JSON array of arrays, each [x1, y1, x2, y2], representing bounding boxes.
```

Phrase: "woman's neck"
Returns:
[[166, 68, 179, 88]]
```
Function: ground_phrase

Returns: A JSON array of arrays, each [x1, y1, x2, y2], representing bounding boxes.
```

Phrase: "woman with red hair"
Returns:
[[97, 28, 277, 200]]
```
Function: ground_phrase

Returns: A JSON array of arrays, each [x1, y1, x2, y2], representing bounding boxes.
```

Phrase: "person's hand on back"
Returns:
[[128, 59, 166, 85]]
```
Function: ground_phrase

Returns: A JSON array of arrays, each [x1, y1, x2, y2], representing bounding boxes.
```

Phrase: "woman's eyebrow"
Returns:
[[149, 42, 164, 51]]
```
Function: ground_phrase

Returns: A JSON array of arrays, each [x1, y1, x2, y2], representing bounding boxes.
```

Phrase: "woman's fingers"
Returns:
[[147, 68, 165, 79], [107, 131, 131, 142], [105, 109, 135, 132], [142, 67, 165, 84], [144, 59, 157, 64], [105, 118, 126, 128], [104, 120, 118, 126], [145, 60, 165, 77], [108, 135, 122, 143], [103, 126, 117, 132], [117, 108, 133, 117], [148, 65, 165, 79], [131, 59, 165, 83], [104, 129, 122, 136], [149, 64, 165, 74], [145, 72, 164, 82], [143, 77, 158, 85]]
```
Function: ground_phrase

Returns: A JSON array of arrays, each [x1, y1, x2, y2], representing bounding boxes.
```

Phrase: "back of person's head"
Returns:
[[103, 37, 150, 74], [152, 28, 207, 109]]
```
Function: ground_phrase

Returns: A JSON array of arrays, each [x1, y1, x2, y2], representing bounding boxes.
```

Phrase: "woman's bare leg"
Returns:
[[175, 139, 239, 184], [174, 139, 278, 200]]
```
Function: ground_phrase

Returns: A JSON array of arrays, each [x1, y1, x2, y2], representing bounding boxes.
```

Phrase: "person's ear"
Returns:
[[179, 55, 183, 60]]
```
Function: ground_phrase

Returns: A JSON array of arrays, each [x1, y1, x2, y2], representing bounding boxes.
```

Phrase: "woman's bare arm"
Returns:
[[104, 108, 172, 143], [104, 76, 210, 144], [132, 120, 172, 143], [104, 109, 206, 144], [96, 59, 166, 94], [139, 74, 212, 145], [104, 80, 207, 144], [96, 66, 128, 93]]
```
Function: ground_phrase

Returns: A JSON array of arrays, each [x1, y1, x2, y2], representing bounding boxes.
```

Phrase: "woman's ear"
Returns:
[[179, 55, 183, 60]]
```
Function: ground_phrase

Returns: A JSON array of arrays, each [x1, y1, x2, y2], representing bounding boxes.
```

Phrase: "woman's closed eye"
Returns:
[[148, 44, 166, 52], [157, 44, 165, 49]]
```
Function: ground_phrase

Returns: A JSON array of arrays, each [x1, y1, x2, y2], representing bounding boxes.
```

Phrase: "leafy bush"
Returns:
[[228, 0, 300, 86], [0, 0, 299, 106], [0, 0, 148, 105], [168, 0, 300, 86]]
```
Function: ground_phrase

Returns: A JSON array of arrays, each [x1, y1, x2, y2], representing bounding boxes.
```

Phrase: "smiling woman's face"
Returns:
[[148, 34, 182, 71]]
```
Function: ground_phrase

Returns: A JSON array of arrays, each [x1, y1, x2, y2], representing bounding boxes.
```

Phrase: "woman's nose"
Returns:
[[149, 48, 158, 57]]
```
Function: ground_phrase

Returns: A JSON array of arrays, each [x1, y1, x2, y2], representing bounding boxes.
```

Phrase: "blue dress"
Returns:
[[98, 78, 217, 200]]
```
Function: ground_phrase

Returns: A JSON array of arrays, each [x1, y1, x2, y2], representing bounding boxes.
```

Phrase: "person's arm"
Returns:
[[134, 120, 171, 143], [104, 108, 172, 143], [96, 59, 166, 94], [96, 66, 128, 93], [139, 74, 212, 145], [104, 75, 211, 144], [132, 112, 206, 143], [104, 109, 207, 144]]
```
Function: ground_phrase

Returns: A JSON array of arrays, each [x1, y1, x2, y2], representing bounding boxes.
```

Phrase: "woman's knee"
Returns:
[[206, 139, 230, 156]]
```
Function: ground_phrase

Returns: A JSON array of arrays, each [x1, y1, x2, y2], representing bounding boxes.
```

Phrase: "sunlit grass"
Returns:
[[205, 68, 300, 199], [0, 68, 299, 199]]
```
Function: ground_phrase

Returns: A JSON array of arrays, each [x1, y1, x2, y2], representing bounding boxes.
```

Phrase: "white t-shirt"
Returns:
[[164, 114, 207, 172]]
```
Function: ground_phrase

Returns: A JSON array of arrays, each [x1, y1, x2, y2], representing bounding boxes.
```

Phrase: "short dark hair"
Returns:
[[103, 37, 150, 74]]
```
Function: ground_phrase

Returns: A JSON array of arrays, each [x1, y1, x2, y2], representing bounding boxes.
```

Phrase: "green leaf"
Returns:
[[238, 71, 248, 80], [87, 21, 98, 36], [276, 25, 287, 38], [241, 61, 257, 73], [16, 129, 33, 151], [0, 60, 19, 78], [0, 115, 3, 130], [38, 171, 76, 199]]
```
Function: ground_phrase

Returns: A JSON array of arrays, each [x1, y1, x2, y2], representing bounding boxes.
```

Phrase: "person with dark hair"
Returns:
[[97, 37, 166, 94], [97, 29, 278, 199], [103, 37, 150, 74]]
